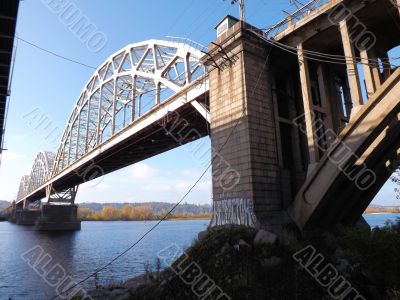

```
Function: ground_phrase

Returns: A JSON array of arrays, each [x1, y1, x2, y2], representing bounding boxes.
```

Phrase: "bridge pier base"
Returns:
[[8, 209, 40, 225], [35, 204, 81, 231]]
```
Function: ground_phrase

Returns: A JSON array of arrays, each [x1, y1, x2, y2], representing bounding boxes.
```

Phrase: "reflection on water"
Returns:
[[363, 213, 400, 228], [0, 220, 208, 300]]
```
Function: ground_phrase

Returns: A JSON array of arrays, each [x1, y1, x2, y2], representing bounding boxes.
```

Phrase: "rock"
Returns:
[[335, 258, 353, 277], [253, 229, 277, 246], [216, 242, 230, 257], [238, 239, 251, 250], [160, 279, 167, 286], [323, 232, 337, 250], [280, 229, 298, 247], [361, 270, 379, 283], [367, 285, 380, 299], [124, 274, 147, 290], [198, 230, 208, 241], [262, 256, 282, 267], [88, 289, 110, 299], [333, 248, 345, 258], [109, 288, 128, 299]]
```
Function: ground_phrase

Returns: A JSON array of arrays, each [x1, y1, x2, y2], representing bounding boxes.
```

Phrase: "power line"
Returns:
[[251, 30, 398, 69], [16, 36, 97, 70], [280, 40, 395, 67], [165, 0, 197, 37], [51, 159, 211, 299], [231, 0, 246, 21]]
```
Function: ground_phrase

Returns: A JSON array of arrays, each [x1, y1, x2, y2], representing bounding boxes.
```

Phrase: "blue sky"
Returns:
[[0, 0, 398, 206]]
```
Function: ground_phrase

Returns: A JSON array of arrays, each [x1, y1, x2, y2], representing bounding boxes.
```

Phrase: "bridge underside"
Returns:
[[20, 93, 209, 205], [0, 0, 19, 156]]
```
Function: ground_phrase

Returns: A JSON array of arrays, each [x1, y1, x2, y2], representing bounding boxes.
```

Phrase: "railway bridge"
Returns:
[[5, 0, 400, 231]]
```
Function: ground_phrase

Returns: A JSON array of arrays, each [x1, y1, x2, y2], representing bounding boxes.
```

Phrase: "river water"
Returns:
[[0, 220, 208, 300], [0, 215, 399, 300]]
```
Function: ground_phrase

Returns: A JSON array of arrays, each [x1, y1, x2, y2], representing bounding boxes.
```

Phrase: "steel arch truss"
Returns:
[[52, 40, 205, 176], [17, 151, 55, 201], [17, 175, 30, 201]]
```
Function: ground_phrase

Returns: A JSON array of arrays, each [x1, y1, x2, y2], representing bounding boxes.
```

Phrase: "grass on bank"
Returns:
[[71, 219, 400, 299]]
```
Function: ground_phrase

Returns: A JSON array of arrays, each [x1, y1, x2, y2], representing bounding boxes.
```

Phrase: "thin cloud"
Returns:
[[2, 151, 26, 163], [130, 162, 158, 179]]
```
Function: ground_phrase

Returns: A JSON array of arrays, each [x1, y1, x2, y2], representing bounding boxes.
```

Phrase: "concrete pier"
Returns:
[[14, 210, 41, 225], [7, 208, 40, 226], [206, 20, 291, 230], [35, 204, 81, 231]]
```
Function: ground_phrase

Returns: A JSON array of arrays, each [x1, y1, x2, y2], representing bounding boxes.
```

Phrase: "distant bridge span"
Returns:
[[16, 40, 210, 206]]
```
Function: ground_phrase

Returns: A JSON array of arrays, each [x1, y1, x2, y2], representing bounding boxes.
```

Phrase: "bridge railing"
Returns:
[[166, 36, 208, 53], [264, 0, 330, 39]]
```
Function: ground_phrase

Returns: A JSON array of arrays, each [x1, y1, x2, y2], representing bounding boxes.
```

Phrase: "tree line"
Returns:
[[364, 206, 400, 214], [78, 204, 212, 221]]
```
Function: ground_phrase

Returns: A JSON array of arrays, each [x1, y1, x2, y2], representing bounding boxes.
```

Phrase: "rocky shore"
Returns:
[[83, 221, 400, 300]]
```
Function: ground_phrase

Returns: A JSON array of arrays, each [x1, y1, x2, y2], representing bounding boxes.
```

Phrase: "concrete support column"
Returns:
[[360, 49, 376, 98], [297, 43, 319, 166], [339, 19, 363, 106], [206, 21, 289, 229], [381, 52, 392, 81], [369, 49, 381, 89], [316, 64, 334, 132]]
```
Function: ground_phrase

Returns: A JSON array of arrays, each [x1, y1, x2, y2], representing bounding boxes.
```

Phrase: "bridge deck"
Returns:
[[0, 0, 19, 156], [18, 79, 209, 204]]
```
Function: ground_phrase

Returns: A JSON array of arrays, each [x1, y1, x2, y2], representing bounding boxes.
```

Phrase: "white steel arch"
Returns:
[[52, 39, 205, 175], [17, 175, 30, 201], [17, 151, 55, 200]]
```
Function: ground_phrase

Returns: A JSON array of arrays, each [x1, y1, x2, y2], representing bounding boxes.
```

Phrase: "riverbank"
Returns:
[[82, 221, 400, 300], [79, 217, 211, 221], [364, 207, 400, 214], [77, 203, 212, 222]]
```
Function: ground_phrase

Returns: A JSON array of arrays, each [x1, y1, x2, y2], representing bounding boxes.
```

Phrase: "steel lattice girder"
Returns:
[[52, 40, 205, 176], [16, 40, 207, 203], [17, 151, 55, 200]]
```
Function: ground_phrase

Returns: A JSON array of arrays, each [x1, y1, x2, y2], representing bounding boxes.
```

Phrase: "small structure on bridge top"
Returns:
[[215, 15, 239, 37]]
